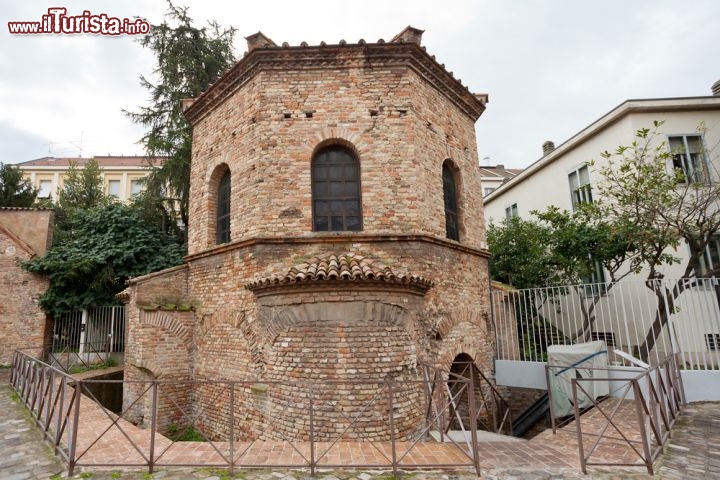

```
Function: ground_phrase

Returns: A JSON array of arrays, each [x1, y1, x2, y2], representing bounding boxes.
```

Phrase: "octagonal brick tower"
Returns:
[[123, 27, 493, 441]]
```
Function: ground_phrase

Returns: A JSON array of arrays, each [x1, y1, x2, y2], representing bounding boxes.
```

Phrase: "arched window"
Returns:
[[443, 162, 459, 241], [216, 169, 231, 244], [312, 146, 362, 231]]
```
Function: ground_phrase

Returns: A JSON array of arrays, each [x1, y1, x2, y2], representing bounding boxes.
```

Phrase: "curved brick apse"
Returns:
[[123, 27, 493, 441]]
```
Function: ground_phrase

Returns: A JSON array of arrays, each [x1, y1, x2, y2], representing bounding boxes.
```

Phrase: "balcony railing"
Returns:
[[8, 349, 512, 477], [492, 277, 720, 369]]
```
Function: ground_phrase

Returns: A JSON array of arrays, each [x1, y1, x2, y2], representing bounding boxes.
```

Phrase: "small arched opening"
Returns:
[[448, 352, 477, 431]]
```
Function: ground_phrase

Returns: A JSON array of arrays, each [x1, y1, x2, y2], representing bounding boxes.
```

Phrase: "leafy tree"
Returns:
[[592, 120, 720, 359], [53, 158, 108, 244], [125, 1, 236, 242], [57, 158, 105, 211], [23, 202, 185, 316], [0, 162, 38, 207], [488, 216, 555, 290], [488, 208, 638, 348], [488, 207, 638, 290]]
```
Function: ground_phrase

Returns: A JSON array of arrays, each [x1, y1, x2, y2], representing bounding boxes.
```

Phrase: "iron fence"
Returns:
[[492, 277, 720, 369], [545, 354, 684, 475], [49, 306, 125, 371], [9, 350, 508, 477]]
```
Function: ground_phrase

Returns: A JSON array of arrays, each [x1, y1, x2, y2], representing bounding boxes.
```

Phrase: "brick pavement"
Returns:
[[0, 368, 66, 480], [655, 401, 720, 479], [0, 366, 716, 479]]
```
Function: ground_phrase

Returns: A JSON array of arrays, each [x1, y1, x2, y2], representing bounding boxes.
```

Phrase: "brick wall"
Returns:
[[187, 45, 485, 255], [0, 208, 53, 255], [0, 209, 53, 365], [123, 237, 494, 439], [122, 267, 193, 431]]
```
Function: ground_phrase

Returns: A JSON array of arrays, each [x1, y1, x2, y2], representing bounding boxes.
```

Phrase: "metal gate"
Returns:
[[49, 306, 125, 369]]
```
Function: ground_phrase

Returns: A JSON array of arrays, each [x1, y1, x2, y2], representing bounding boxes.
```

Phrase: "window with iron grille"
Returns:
[[312, 146, 362, 231], [670, 135, 708, 184], [443, 162, 459, 241], [581, 258, 607, 296], [590, 331, 616, 347], [697, 235, 720, 277], [216, 170, 231, 244], [705, 333, 720, 351], [568, 165, 593, 210]]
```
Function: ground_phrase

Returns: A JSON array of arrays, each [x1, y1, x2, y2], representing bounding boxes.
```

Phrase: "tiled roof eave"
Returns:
[[184, 42, 485, 124], [246, 252, 434, 296], [246, 276, 433, 296]]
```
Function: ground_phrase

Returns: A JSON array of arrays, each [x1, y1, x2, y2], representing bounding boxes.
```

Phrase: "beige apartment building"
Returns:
[[16, 156, 162, 203]]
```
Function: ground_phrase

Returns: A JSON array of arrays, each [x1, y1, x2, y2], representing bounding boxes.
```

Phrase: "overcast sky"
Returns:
[[2, 1, 719, 168]]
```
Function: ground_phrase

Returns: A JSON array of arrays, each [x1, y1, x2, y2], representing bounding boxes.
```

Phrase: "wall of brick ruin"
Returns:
[[0, 208, 53, 365]]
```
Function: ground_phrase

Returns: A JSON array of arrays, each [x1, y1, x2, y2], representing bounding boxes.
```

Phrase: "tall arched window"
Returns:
[[216, 169, 231, 244], [312, 146, 362, 231], [443, 162, 459, 241]]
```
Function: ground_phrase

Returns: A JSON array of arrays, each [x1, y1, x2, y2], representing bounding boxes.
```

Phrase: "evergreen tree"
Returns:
[[53, 158, 108, 244], [125, 1, 236, 243], [0, 162, 38, 207]]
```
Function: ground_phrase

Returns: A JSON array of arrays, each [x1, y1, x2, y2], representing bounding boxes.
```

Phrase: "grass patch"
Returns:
[[68, 357, 117, 375], [166, 424, 206, 442], [199, 468, 240, 480]]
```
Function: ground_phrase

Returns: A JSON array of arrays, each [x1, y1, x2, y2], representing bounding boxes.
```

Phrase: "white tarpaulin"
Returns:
[[547, 341, 609, 418]]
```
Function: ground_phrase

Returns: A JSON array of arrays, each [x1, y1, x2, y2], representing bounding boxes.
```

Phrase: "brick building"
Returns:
[[0, 208, 53, 365], [122, 27, 494, 440]]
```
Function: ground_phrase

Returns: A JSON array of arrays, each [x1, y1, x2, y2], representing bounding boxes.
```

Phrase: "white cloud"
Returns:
[[1, 0, 719, 166]]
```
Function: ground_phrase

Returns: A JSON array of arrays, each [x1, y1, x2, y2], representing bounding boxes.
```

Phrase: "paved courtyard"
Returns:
[[0, 367, 717, 479]]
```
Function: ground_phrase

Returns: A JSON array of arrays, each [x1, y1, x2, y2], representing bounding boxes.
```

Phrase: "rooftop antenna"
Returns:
[[47, 133, 85, 158], [68, 131, 84, 157]]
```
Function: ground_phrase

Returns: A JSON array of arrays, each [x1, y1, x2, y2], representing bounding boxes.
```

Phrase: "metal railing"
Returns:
[[438, 360, 512, 436], [546, 354, 684, 475], [10, 350, 502, 477], [492, 277, 720, 369]]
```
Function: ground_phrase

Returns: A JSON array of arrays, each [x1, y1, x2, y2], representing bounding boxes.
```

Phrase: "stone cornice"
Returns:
[[249, 280, 429, 299], [183, 42, 486, 125], [184, 233, 490, 263]]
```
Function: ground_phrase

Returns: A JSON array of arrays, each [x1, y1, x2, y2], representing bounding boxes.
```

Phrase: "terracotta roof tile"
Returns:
[[478, 166, 522, 178], [16, 156, 165, 168], [246, 253, 433, 292]]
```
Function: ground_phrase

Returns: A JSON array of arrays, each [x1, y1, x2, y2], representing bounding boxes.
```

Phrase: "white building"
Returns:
[[485, 84, 720, 375], [478, 164, 522, 196], [484, 87, 720, 280]]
